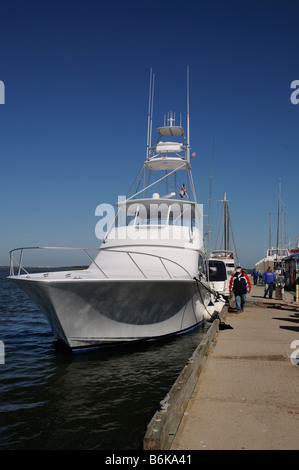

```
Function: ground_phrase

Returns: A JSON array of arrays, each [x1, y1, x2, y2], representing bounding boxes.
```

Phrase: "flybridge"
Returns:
[[136, 67, 196, 201], [154, 115, 185, 155], [146, 118, 189, 171], [158, 124, 184, 136], [94, 69, 200, 243]]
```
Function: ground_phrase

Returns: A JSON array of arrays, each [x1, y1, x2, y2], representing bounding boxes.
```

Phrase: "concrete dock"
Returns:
[[170, 284, 299, 450]]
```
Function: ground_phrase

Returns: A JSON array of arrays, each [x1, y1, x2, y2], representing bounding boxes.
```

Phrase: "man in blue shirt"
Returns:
[[252, 269, 259, 285], [262, 266, 276, 299]]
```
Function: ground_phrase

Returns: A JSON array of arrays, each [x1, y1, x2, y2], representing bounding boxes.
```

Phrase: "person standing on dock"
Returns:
[[252, 268, 259, 285], [229, 267, 251, 313], [262, 266, 276, 299]]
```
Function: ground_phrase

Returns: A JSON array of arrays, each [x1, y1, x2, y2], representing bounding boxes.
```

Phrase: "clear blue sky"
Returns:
[[1, 0, 298, 268]]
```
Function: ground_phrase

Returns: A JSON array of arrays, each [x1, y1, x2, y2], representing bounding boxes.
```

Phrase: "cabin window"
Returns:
[[115, 201, 199, 230], [208, 260, 227, 281], [198, 254, 204, 271]]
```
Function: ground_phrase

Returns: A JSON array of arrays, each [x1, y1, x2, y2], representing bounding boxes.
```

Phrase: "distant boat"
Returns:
[[283, 241, 299, 291], [208, 193, 236, 299], [208, 250, 235, 299], [8, 70, 224, 352], [255, 247, 289, 275], [255, 179, 289, 275]]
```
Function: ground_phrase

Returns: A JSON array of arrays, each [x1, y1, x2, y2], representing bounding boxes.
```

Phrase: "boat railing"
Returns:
[[9, 246, 193, 279], [9, 246, 99, 277]]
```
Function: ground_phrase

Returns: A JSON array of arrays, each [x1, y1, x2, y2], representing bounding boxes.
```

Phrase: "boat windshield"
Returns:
[[115, 199, 198, 229], [267, 248, 289, 258], [208, 260, 227, 281]]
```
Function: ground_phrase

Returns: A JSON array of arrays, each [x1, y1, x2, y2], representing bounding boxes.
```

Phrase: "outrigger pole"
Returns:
[[146, 68, 155, 159], [186, 65, 190, 162]]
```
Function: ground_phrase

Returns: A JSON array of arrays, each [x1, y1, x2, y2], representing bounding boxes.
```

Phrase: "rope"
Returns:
[[194, 277, 233, 330]]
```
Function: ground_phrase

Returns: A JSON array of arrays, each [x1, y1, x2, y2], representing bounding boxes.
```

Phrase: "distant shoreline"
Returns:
[[0, 266, 88, 270]]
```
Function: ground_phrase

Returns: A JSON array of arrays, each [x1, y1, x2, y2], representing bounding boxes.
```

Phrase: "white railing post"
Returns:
[[18, 249, 24, 276]]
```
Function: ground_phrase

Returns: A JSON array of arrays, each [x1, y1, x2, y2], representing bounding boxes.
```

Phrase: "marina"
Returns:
[[144, 283, 299, 450], [3, 75, 299, 451], [1, 0, 299, 455]]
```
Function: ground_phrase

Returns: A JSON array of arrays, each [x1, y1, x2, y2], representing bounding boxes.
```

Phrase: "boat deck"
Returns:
[[144, 284, 299, 450]]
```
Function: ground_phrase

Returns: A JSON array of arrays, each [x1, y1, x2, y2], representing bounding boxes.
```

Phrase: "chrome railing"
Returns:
[[9, 246, 193, 279], [9, 247, 101, 277]]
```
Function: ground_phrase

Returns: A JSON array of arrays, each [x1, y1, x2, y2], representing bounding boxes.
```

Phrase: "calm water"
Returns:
[[0, 268, 209, 450]]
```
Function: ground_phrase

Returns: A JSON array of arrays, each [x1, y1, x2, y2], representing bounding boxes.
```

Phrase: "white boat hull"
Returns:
[[209, 280, 230, 298], [10, 275, 223, 351]]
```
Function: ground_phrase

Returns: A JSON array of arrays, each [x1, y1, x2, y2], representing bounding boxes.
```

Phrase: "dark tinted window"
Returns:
[[208, 260, 227, 281]]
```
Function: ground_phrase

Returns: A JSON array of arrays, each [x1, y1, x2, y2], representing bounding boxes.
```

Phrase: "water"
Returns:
[[0, 268, 209, 450]]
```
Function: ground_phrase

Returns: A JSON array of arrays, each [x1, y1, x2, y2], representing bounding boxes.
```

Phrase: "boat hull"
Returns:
[[209, 280, 230, 298], [10, 276, 222, 351]]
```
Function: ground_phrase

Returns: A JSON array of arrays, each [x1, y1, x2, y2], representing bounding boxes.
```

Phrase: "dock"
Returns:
[[144, 284, 299, 450]]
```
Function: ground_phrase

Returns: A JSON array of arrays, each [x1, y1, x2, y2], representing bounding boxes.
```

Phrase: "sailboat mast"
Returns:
[[269, 212, 272, 248], [276, 178, 281, 257], [223, 192, 229, 251], [207, 138, 214, 254], [227, 206, 230, 250]]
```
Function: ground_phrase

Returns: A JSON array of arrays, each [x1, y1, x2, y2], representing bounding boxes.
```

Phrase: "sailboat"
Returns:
[[8, 70, 224, 351], [255, 179, 289, 275], [208, 193, 236, 299]]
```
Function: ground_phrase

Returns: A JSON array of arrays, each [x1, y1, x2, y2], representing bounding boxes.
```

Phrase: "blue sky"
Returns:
[[1, 0, 298, 268]]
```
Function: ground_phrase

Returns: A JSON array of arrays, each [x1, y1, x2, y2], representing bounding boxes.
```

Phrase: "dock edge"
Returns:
[[143, 305, 228, 450]]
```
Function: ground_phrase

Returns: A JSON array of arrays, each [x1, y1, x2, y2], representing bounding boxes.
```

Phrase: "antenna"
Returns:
[[149, 72, 155, 151], [146, 68, 152, 158], [168, 111, 175, 126], [186, 66, 190, 162], [146, 69, 155, 159]]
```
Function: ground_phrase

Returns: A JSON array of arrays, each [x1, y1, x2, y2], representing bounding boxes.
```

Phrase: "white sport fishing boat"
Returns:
[[8, 71, 224, 351]]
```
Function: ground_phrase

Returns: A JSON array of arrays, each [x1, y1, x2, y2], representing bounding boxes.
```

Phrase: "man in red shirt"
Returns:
[[229, 266, 252, 313]]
